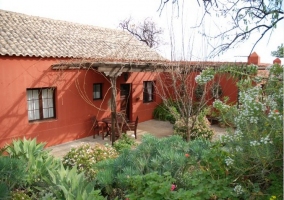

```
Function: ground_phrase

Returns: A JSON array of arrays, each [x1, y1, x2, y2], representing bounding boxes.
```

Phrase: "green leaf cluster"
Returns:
[[95, 135, 236, 199], [113, 133, 137, 153], [1, 138, 106, 199], [153, 100, 178, 124], [46, 164, 105, 200], [0, 157, 26, 199]]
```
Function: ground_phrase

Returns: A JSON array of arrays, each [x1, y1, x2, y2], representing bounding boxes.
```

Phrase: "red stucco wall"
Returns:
[[0, 56, 162, 147]]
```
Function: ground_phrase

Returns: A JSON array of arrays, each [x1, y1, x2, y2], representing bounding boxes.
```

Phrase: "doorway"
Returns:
[[120, 84, 131, 120]]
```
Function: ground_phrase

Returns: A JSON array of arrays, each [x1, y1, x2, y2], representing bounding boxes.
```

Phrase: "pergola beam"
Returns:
[[51, 61, 170, 72]]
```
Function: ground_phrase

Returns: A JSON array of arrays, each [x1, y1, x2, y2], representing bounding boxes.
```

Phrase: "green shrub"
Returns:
[[113, 133, 137, 153], [10, 190, 32, 200], [212, 97, 238, 127], [216, 64, 283, 198], [6, 138, 60, 192], [5, 137, 49, 160], [4, 138, 61, 198], [153, 101, 178, 123], [125, 170, 236, 200], [62, 143, 118, 181], [95, 135, 195, 197], [0, 183, 9, 200], [46, 164, 105, 200], [96, 135, 233, 196], [95, 135, 239, 199], [0, 157, 26, 193], [173, 109, 213, 140], [2, 138, 109, 199], [125, 172, 177, 200]]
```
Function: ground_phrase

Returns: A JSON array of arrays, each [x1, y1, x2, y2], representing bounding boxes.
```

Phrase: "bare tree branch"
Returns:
[[158, 0, 284, 57], [119, 17, 164, 49]]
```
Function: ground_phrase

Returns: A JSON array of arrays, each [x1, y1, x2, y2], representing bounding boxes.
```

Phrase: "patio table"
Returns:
[[102, 116, 126, 139]]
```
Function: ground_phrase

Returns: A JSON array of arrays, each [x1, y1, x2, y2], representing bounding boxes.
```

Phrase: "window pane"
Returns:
[[143, 81, 154, 103], [93, 84, 102, 99], [47, 89, 53, 98], [28, 110, 34, 120], [49, 108, 54, 117], [147, 82, 153, 101], [94, 91, 100, 98], [43, 108, 49, 118], [34, 100, 39, 109], [27, 90, 33, 100], [32, 90, 39, 99], [47, 99, 53, 108], [42, 89, 47, 98], [34, 110, 40, 120]]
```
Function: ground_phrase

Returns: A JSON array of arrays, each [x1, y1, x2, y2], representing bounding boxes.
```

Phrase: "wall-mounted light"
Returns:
[[123, 72, 129, 82]]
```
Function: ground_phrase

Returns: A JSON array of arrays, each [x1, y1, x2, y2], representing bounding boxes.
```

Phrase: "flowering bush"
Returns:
[[62, 143, 118, 181], [212, 97, 238, 127], [218, 64, 283, 198], [195, 68, 215, 85], [173, 110, 213, 140]]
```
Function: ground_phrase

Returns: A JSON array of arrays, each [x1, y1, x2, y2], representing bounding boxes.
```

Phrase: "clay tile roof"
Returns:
[[0, 9, 166, 61]]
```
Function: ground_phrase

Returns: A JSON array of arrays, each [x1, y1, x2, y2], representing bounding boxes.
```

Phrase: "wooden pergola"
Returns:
[[52, 60, 170, 144]]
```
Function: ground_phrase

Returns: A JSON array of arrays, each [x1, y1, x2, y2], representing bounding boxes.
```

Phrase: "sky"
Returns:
[[0, 0, 283, 63]]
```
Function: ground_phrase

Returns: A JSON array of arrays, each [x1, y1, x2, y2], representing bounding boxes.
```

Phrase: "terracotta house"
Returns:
[[0, 9, 167, 147], [0, 10, 280, 148]]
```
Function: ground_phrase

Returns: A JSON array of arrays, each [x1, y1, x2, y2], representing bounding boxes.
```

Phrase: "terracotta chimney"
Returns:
[[248, 52, 260, 65], [273, 58, 281, 64]]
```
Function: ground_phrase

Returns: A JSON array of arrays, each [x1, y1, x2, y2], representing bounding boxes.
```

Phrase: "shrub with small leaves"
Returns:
[[220, 64, 283, 198], [62, 143, 118, 181], [125, 172, 177, 200], [153, 100, 179, 124], [0, 157, 26, 193], [113, 134, 137, 153], [173, 110, 213, 140], [10, 190, 32, 200], [195, 68, 215, 85]]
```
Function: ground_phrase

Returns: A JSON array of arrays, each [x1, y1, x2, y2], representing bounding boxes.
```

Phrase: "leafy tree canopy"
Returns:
[[271, 43, 284, 58]]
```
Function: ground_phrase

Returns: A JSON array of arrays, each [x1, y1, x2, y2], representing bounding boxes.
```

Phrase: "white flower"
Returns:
[[225, 157, 234, 166], [234, 184, 244, 195], [250, 140, 260, 146], [260, 135, 273, 144], [235, 146, 243, 152]]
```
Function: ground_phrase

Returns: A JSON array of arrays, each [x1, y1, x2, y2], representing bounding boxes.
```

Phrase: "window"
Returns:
[[143, 81, 154, 103], [93, 83, 103, 100], [26, 88, 56, 121]]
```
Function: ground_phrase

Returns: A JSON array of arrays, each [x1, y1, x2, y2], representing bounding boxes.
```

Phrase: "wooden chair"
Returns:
[[91, 116, 104, 139], [123, 116, 138, 139], [105, 116, 125, 141]]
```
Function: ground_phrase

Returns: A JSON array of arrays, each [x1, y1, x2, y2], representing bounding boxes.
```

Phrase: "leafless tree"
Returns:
[[154, 63, 222, 141], [119, 17, 164, 49], [158, 0, 284, 57]]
